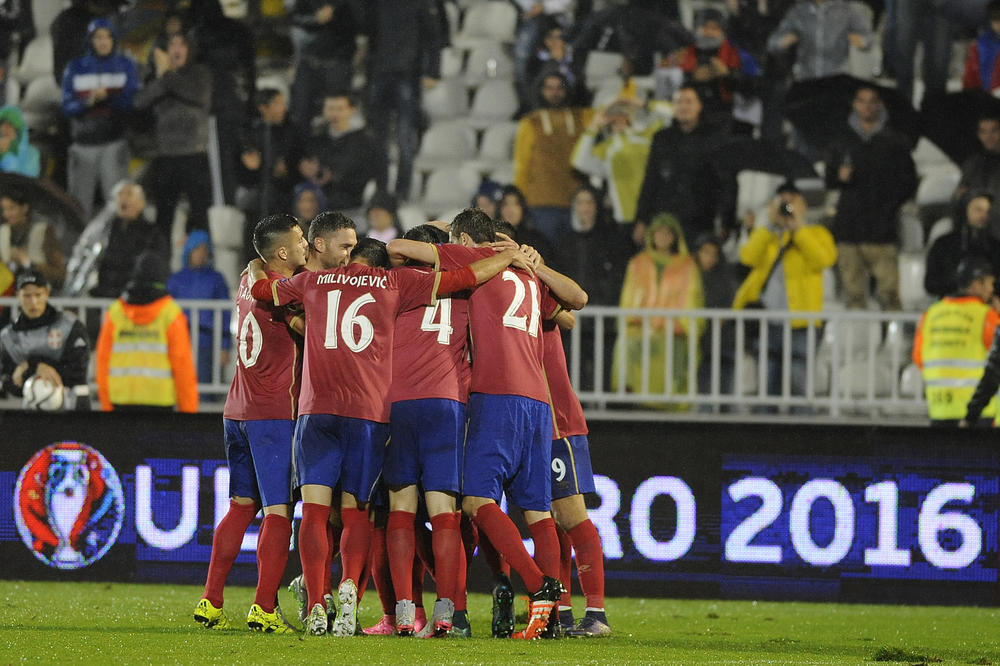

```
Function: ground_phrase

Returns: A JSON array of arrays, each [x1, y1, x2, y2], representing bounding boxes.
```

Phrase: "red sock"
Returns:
[[429, 512, 461, 603], [203, 500, 257, 607], [300, 502, 331, 610], [460, 512, 478, 568], [369, 526, 395, 614], [478, 530, 511, 578], [340, 507, 371, 585], [568, 520, 605, 609], [386, 510, 416, 602], [556, 523, 573, 609], [528, 517, 560, 579], [412, 558, 425, 607], [323, 522, 340, 596], [357, 538, 371, 602], [253, 514, 292, 612], [472, 503, 543, 593]]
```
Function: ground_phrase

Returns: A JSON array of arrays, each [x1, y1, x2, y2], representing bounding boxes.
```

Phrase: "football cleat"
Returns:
[[511, 576, 564, 641], [247, 603, 296, 634], [539, 607, 563, 639], [431, 598, 455, 637], [306, 603, 328, 636], [565, 616, 613, 638], [330, 579, 358, 637], [193, 598, 232, 630], [395, 599, 416, 636], [288, 575, 308, 624], [490, 573, 515, 638], [362, 614, 396, 635]]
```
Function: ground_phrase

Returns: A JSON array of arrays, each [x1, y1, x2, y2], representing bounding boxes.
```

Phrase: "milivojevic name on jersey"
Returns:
[[315, 272, 389, 289]]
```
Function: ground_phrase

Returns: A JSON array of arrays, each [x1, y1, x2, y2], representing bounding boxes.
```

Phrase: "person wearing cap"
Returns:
[[0, 270, 91, 409], [95, 250, 198, 412], [914, 256, 1000, 426]]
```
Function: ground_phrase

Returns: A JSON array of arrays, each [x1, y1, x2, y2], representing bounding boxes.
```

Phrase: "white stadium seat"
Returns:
[[466, 79, 518, 129], [453, 1, 518, 50], [422, 78, 470, 122], [15, 35, 54, 84], [414, 120, 478, 174], [464, 42, 514, 88]]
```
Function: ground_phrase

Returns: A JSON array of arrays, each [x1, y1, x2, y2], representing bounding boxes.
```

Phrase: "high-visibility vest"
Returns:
[[106, 298, 181, 407], [918, 299, 997, 420]]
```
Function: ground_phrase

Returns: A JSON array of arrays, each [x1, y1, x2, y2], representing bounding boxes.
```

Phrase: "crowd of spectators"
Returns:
[[1, 0, 1000, 413]]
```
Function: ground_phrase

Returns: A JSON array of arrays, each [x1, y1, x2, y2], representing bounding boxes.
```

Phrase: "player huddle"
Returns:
[[192, 208, 611, 640]]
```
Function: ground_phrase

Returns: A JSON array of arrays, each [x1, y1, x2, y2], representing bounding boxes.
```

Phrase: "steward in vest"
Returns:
[[0, 269, 91, 409], [914, 257, 999, 425], [95, 251, 198, 412]]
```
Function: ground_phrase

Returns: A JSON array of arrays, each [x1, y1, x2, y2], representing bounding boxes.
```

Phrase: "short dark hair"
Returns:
[[256, 87, 282, 108], [404, 224, 449, 245], [323, 91, 354, 106], [451, 208, 495, 244], [350, 237, 390, 269], [493, 219, 517, 242], [253, 213, 301, 259], [1, 186, 28, 206], [308, 211, 356, 244], [956, 256, 995, 290]]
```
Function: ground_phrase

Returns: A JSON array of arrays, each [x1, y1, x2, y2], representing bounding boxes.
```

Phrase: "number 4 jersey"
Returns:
[[224, 271, 303, 421]]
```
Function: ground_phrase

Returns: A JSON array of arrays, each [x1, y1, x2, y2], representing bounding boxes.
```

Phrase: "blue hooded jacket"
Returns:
[[61, 18, 139, 145], [166, 230, 231, 350], [0, 106, 40, 177]]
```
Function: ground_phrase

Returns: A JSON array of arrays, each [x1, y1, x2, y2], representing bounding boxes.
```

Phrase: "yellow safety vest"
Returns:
[[106, 299, 181, 407], [919, 299, 996, 420]]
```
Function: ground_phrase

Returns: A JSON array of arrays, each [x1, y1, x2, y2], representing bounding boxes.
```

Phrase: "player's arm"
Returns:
[[532, 253, 588, 311], [437, 248, 527, 295], [553, 309, 576, 331], [965, 326, 1000, 425], [246, 258, 299, 306], [386, 239, 439, 268]]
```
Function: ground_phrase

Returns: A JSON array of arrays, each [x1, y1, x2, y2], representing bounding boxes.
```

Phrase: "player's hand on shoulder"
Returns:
[[520, 244, 543, 269], [491, 232, 519, 253], [510, 246, 536, 276]]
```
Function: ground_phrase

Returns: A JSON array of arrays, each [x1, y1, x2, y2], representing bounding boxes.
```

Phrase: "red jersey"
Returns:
[[437, 244, 559, 404], [256, 263, 472, 422], [542, 320, 588, 438], [224, 271, 302, 421]]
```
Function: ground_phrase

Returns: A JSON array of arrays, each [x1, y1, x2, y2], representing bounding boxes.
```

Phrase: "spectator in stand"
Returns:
[[51, 0, 124, 88], [305, 92, 380, 212], [288, 0, 362, 134], [514, 2, 572, 112], [364, 0, 444, 202], [733, 183, 837, 408], [189, 0, 256, 205], [292, 182, 326, 226], [499, 185, 554, 261], [0, 106, 40, 177], [95, 250, 198, 412], [889, 0, 953, 105], [767, 0, 873, 82], [471, 179, 503, 220], [635, 85, 722, 250], [134, 32, 213, 236], [60, 18, 138, 221], [524, 15, 582, 110], [571, 96, 662, 237], [236, 88, 302, 227], [925, 193, 1000, 299], [0, 187, 66, 290], [692, 232, 738, 407], [513, 71, 593, 242], [0, 1, 34, 107], [612, 213, 703, 406], [167, 229, 231, 402], [962, 1, 1000, 93], [365, 192, 403, 243], [143, 10, 185, 83], [825, 85, 916, 311], [955, 115, 1000, 203], [0, 270, 91, 410]]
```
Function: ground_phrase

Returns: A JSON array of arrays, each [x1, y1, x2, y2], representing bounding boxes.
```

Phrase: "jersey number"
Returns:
[[420, 299, 454, 345], [324, 290, 376, 353], [501, 270, 540, 337], [237, 311, 263, 368]]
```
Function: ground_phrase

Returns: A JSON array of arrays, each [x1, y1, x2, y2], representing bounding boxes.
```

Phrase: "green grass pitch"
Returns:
[[2, 581, 1000, 664]]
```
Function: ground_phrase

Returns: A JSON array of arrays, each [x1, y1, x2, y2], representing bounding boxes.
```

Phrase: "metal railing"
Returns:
[[0, 297, 931, 423]]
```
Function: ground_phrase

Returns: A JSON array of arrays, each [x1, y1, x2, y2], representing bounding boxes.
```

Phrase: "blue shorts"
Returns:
[[550, 435, 597, 500], [293, 413, 389, 504], [462, 394, 552, 512], [223, 418, 294, 507], [385, 398, 466, 493]]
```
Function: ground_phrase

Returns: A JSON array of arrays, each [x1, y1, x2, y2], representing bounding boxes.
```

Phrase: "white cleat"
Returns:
[[330, 579, 358, 637]]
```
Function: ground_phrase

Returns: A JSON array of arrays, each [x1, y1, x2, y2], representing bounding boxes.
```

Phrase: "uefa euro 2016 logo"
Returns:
[[13, 442, 125, 570]]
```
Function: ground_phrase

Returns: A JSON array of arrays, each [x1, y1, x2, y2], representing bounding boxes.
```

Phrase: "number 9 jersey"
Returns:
[[223, 271, 303, 421]]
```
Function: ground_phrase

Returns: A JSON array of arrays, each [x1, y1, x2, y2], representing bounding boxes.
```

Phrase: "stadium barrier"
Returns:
[[2, 413, 996, 605], [0, 297, 931, 423]]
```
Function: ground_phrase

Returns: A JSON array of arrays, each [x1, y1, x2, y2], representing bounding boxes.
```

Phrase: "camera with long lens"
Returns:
[[779, 201, 794, 218]]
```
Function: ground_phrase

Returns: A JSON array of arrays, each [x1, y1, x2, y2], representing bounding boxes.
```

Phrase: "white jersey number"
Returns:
[[501, 270, 540, 337], [237, 311, 263, 368], [324, 290, 376, 353], [420, 299, 454, 345]]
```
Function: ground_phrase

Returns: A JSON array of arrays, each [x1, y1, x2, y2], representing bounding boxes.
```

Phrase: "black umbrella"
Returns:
[[709, 137, 819, 180], [920, 90, 1000, 165], [784, 74, 920, 152], [0, 173, 84, 234]]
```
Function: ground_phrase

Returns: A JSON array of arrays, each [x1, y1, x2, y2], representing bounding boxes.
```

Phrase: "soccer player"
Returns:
[[193, 213, 308, 633], [543, 312, 611, 637], [246, 226, 533, 636], [306, 210, 358, 271], [398, 209, 587, 639]]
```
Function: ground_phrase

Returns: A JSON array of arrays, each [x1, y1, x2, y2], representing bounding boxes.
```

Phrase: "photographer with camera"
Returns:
[[732, 182, 837, 408]]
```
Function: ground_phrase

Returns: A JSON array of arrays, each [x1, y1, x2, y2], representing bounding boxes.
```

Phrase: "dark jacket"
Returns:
[[61, 18, 138, 145], [238, 116, 303, 217], [364, 0, 442, 78], [966, 325, 1000, 423], [291, 0, 362, 63], [92, 214, 168, 298], [551, 220, 630, 307], [312, 127, 381, 209], [959, 150, 1000, 198], [134, 60, 213, 156], [924, 225, 1000, 299], [190, 0, 256, 122], [825, 112, 918, 244]]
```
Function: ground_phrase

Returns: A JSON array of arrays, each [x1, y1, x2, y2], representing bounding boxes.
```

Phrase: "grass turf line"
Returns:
[[1, 581, 1000, 664]]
